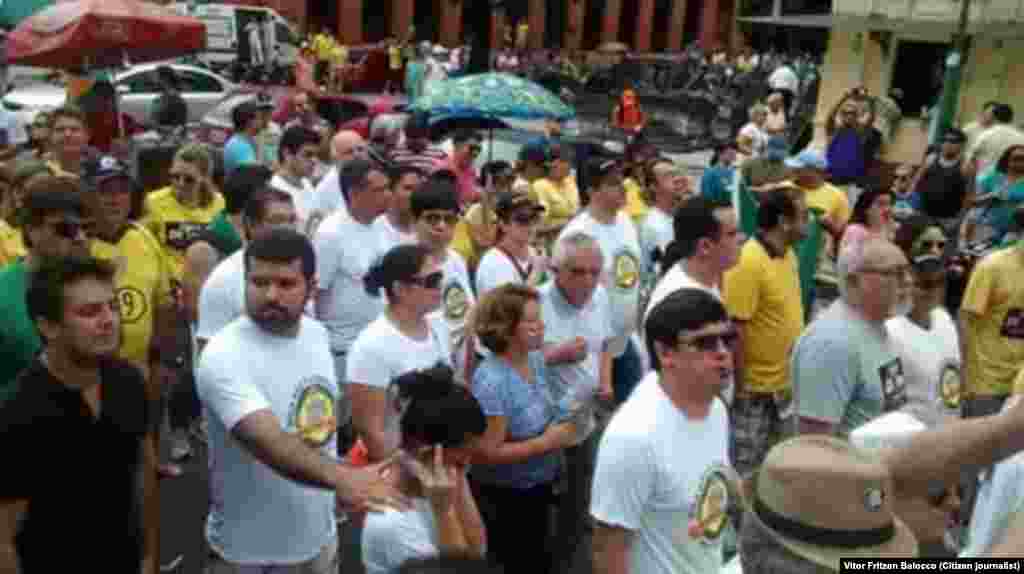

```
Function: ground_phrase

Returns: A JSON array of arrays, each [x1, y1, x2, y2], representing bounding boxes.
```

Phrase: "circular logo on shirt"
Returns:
[[692, 466, 732, 542], [116, 286, 148, 325], [613, 250, 639, 290], [938, 362, 962, 411], [443, 282, 469, 322], [291, 382, 337, 448]]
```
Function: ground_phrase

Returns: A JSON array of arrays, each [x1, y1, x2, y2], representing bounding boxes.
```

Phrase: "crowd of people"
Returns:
[[1, 42, 1024, 574]]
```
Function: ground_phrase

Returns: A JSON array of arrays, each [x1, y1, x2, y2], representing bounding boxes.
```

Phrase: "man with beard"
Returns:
[[0, 255, 159, 573], [197, 229, 406, 573], [793, 237, 913, 436], [723, 190, 806, 475]]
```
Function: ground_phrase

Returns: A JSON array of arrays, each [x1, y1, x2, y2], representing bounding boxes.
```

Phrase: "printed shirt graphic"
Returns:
[[961, 248, 1024, 395], [429, 249, 475, 379], [142, 186, 226, 280], [591, 373, 730, 574]]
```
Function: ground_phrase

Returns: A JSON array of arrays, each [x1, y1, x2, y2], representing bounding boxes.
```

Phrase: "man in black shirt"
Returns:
[[911, 128, 970, 230], [0, 255, 158, 573]]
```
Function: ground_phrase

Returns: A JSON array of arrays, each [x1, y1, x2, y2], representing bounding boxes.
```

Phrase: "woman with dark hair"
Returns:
[[700, 143, 738, 204], [347, 243, 452, 462], [961, 144, 1024, 248], [886, 214, 961, 420], [839, 185, 894, 254], [362, 365, 488, 573], [468, 283, 576, 574]]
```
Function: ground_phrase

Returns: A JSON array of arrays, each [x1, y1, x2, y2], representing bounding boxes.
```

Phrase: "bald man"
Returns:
[[307, 130, 367, 233]]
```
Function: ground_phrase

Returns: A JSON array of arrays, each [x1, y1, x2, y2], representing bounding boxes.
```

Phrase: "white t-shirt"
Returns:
[[885, 308, 960, 415], [430, 249, 475, 379], [362, 499, 440, 574], [270, 173, 315, 229], [560, 211, 642, 356], [962, 437, 1024, 557], [645, 264, 722, 325], [346, 315, 452, 454], [313, 210, 393, 352], [311, 165, 349, 221], [767, 65, 799, 94], [372, 214, 417, 249], [197, 316, 338, 564], [639, 207, 673, 279], [196, 250, 246, 343], [738, 123, 767, 157], [539, 282, 613, 443], [474, 246, 537, 296], [591, 372, 731, 574]]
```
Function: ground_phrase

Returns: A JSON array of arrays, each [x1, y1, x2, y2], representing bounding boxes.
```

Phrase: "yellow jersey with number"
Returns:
[[0, 221, 25, 268], [141, 186, 225, 280], [91, 223, 173, 375]]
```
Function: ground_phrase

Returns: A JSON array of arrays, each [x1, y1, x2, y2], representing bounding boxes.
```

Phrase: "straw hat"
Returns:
[[743, 435, 918, 570]]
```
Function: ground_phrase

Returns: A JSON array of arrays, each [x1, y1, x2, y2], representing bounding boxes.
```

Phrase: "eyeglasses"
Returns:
[[170, 173, 197, 186], [50, 219, 84, 239], [421, 212, 460, 227], [510, 211, 540, 225], [918, 240, 947, 252], [678, 330, 739, 353], [860, 266, 912, 282], [405, 270, 444, 290]]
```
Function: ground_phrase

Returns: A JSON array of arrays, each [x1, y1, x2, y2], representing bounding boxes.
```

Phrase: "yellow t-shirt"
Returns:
[[622, 178, 648, 223], [802, 182, 850, 226], [961, 248, 1024, 396], [533, 177, 580, 229], [313, 34, 333, 61], [0, 221, 25, 268], [90, 224, 173, 374], [388, 45, 403, 70], [330, 44, 348, 68], [451, 203, 496, 272], [723, 239, 805, 394], [141, 186, 226, 280]]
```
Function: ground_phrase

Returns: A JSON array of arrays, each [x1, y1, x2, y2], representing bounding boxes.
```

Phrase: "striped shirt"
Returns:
[[389, 143, 449, 173]]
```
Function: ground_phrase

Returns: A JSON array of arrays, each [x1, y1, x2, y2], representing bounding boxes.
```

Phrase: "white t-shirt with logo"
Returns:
[[196, 250, 246, 343], [539, 282, 613, 443], [270, 173, 316, 229], [591, 372, 731, 574], [372, 214, 417, 249], [430, 249, 475, 380], [886, 308, 960, 417], [197, 316, 338, 564], [346, 315, 452, 454], [362, 499, 440, 574], [560, 211, 642, 356], [313, 210, 393, 353]]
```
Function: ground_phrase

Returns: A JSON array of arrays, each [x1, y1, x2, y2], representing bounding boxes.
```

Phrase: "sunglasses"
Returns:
[[170, 173, 197, 186], [916, 276, 946, 290], [51, 219, 84, 239], [918, 240, 947, 252], [678, 330, 739, 353], [421, 212, 460, 227], [510, 211, 541, 225], [405, 270, 444, 290]]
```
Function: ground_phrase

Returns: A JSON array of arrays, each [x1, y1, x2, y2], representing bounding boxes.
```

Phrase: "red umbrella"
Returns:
[[5, 0, 206, 71]]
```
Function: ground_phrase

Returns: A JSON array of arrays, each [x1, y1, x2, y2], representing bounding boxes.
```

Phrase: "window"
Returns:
[[890, 41, 948, 116], [118, 71, 161, 94], [177, 71, 224, 93]]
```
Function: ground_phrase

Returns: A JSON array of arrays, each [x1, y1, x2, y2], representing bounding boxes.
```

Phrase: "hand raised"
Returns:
[[336, 454, 410, 514], [402, 445, 458, 511]]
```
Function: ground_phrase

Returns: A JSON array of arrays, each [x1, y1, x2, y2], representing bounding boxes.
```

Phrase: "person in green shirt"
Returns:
[[0, 177, 90, 404], [201, 163, 273, 259]]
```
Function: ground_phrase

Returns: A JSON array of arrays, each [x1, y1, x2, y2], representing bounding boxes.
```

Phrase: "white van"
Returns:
[[170, 3, 299, 70]]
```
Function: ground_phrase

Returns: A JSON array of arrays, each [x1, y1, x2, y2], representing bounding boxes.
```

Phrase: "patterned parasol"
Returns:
[[408, 72, 575, 121]]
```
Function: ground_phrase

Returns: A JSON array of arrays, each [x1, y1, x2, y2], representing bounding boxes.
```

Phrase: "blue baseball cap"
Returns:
[[785, 149, 829, 171]]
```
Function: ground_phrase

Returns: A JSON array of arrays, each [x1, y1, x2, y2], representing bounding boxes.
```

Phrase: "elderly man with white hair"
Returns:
[[792, 237, 914, 437], [307, 130, 367, 232], [540, 231, 615, 571]]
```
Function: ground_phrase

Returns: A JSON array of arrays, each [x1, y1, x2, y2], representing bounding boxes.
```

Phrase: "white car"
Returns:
[[1, 63, 235, 127]]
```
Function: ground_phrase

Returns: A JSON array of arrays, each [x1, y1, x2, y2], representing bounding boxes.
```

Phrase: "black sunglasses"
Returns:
[[421, 212, 460, 227], [679, 330, 739, 353], [510, 211, 541, 225], [405, 270, 444, 290]]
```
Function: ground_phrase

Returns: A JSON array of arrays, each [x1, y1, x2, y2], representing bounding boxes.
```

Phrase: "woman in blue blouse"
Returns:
[[468, 283, 576, 574]]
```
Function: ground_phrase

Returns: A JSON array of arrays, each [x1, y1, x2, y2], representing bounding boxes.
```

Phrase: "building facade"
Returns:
[[812, 0, 1024, 163], [224, 0, 737, 52]]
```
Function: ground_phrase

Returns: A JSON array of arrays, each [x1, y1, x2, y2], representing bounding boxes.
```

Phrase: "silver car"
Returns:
[[1, 63, 234, 126]]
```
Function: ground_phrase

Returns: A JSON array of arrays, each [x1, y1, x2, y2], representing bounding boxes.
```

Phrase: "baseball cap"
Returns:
[[785, 149, 829, 170], [494, 190, 544, 216], [232, 96, 275, 130], [81, 155, 137, 191]]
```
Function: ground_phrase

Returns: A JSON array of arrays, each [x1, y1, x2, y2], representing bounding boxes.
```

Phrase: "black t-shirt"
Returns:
[[0, 357, 154, 573], [917, 158, 969, 219], [151, 90, 188, 128]]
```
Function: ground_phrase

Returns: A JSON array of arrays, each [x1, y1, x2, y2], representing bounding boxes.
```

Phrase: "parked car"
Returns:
[[2, 63, 235, 127]]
